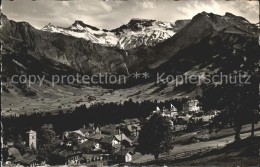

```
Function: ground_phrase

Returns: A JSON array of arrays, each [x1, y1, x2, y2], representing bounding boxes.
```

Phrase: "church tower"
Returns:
[[27, 130, 37, 149]]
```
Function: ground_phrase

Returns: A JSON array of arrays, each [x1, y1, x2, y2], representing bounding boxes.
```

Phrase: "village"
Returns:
[[3, 99, 221, 166]]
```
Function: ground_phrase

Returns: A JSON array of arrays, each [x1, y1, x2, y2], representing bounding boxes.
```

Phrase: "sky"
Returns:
[[2, 0, 259, 30]]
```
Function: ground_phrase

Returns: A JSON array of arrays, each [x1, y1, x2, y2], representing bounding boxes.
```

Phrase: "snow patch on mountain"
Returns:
[[42, 19, 190, 49]]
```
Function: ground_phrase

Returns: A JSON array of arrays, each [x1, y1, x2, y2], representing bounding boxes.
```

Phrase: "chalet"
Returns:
[[80, 140, 96, 153], [88, 133, 110, 141], [99, 136, 120, 153], [114, 134, 132, 147], [115, 149, 134, 162], [122, 118, 141, 126], [63, 124, 101, 142], [101, 136, 120, 146], [112, 144, 122, 153], [126, 125, 140, 136], [87, 123, 101, 134], [82, 153, 109, 164], [165, 117, 174, 127], [79, 128, 95, 137], [4, 141, 14, 148], [100, 124, 120, 136], [131, 136, 139, 147], [162, 110, 178, 118], [52, 148, 82, 165], [120, 124, 140, 137], [18, 154, 47, 167], [174, 125, 187, 131], [3, 147, 23, 165], [170, 104, 178, 112], [152, 106, 161, 114], [183, 99, 200, 112], [178, 114, 192, 122], [63, 131, 88, 145]]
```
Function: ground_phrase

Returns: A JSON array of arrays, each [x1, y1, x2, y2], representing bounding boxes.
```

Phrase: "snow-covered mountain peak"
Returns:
[[69, 20, 100, 32], [42, 23, 59, 32], [42, 18, 190, 49]]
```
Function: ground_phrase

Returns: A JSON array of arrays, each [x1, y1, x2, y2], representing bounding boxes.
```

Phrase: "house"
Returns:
[[53, 148, 82, 165], [88, 133, 110, 141], [4, 141, 14, 148], [174, 125, 187, 131], [3, 147, 23, 165], [19, 153, 37, 167], [85, 134, 111, 152], [63, 124, 101, 142], [4, 147, 47, 166], [18, 154, 47, 167], [152, 106, 161, 114], [162, 109, 178, 118], [170, 104, 178, 112], [131, 136, 139, 147], [122, 118, 141, 126], [114, 133, 132, 147], [120, 119, 141, 137], [115, 149, 134, 162], [125, 125, 140, 137], [161, 104, 178, 118], [100, 136, 120, 152], [112, 144, 122, 153], [101, 136, 120, 146], [80, 140, 102, 152], [63, 131, 88, 145], [79, 128, 94, 137], [87, 123, 101, 134], [101, 124, 120, 136], [183, 99, 200, 112], [82, 153, 108, 164], [80, 141, 96, 153], [165, 117, 174, 128], [178, 114, 192, 122]]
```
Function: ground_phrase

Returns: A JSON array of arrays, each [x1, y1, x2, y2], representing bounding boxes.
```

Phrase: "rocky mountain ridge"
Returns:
[[42, 18, 190, 50], [1, 12, 258, 78]]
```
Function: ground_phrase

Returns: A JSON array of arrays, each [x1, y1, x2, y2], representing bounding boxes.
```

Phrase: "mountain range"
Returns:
[[1, 12, 258, 76], [42, 18, 190, 50], [1, 11, 259, 115]]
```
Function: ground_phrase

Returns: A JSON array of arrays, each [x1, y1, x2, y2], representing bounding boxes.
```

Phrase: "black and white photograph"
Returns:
[[1, 0, 259, 166]]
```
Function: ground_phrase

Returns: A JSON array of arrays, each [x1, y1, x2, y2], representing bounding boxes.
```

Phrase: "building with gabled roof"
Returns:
[[114, 134, 132, 146], [115, 148, 134, 162]]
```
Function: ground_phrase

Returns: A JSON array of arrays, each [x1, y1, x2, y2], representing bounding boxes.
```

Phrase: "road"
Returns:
[[131, 130, 260, 163]]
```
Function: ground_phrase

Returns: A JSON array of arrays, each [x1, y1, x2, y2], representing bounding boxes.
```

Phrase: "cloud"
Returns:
[[100, 1, 113, 12], [141, 0, 155, 9], [177, 0, 222, 18], [61, 1, 70, 7], [176, 0, 259, 23], [2, 0, 259, 30]]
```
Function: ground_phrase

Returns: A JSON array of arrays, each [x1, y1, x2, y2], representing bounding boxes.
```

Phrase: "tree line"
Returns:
[[2, 98, 188, 142]]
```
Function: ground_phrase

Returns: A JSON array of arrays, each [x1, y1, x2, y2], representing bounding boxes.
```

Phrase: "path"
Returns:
[[131, 130, 260, 163]]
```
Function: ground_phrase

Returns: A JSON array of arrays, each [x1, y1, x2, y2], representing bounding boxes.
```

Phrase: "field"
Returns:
[[2, 77, 199, 116]]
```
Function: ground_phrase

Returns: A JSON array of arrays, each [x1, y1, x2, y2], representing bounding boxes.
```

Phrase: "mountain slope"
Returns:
[[125, 12, 259, 73], [0, 14, 128, 75]]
